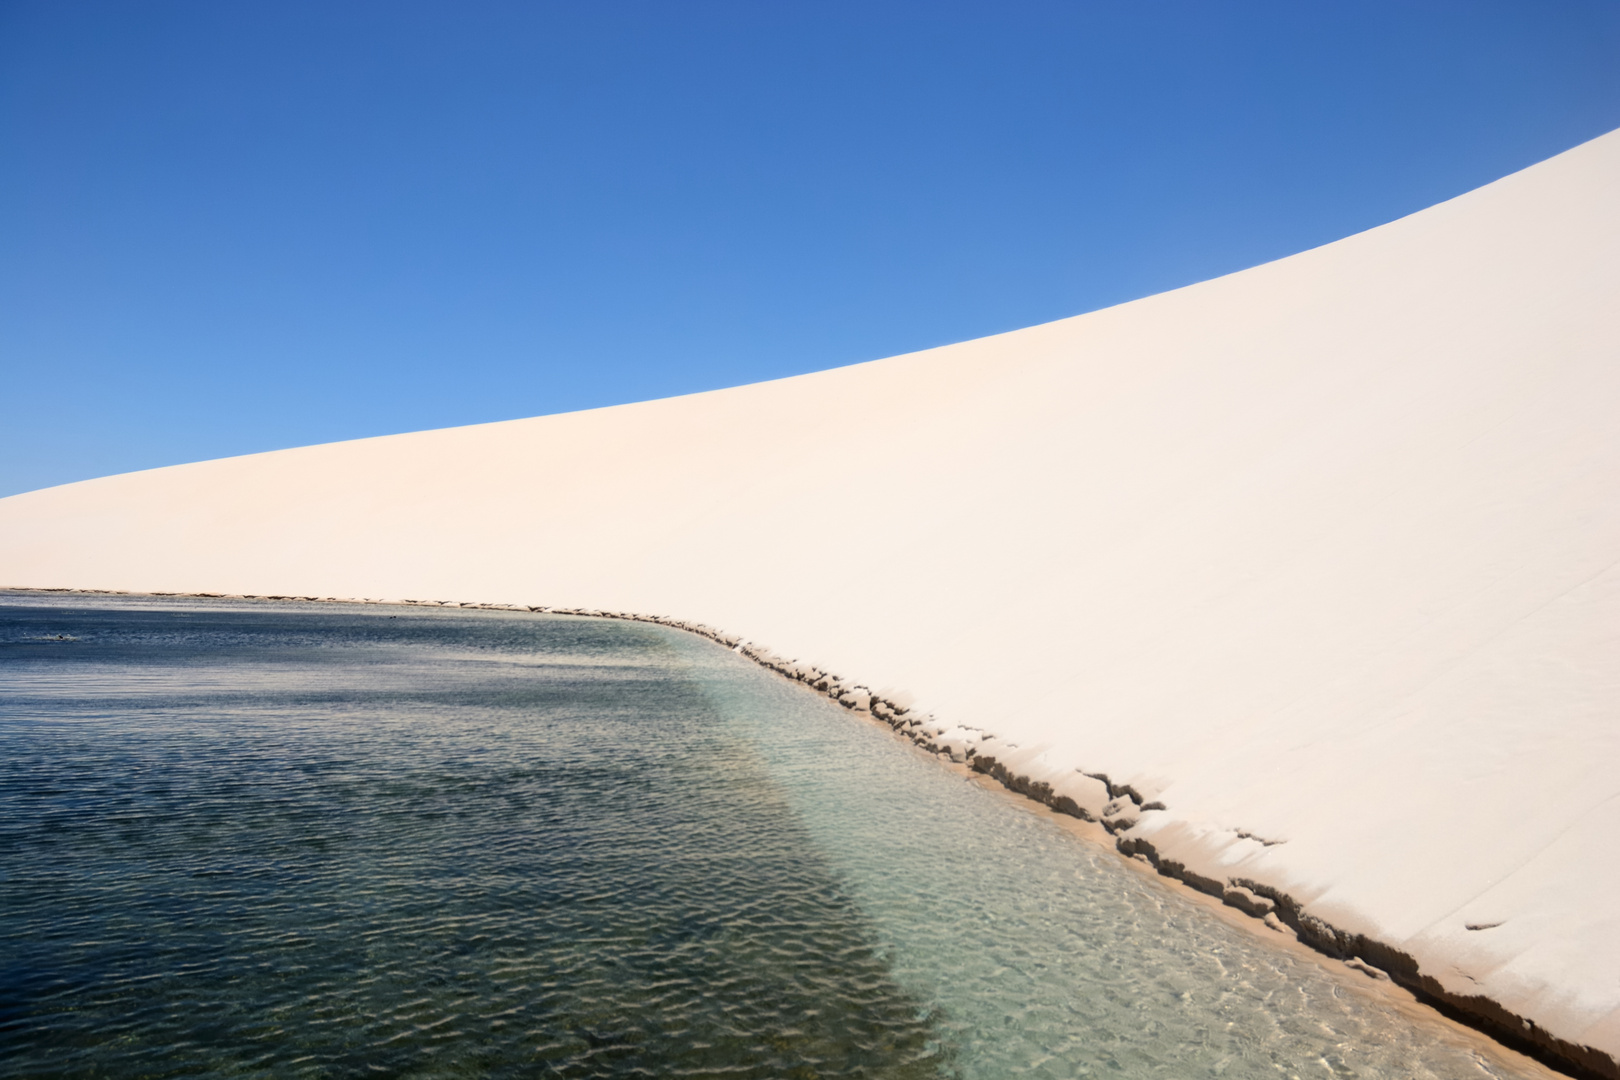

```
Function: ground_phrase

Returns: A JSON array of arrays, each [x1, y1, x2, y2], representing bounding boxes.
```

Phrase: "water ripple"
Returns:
[[0, 595, 1557, 1079]]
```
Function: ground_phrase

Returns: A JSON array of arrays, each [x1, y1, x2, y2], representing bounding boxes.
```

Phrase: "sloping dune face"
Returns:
[[4, 131, 1619, 1072]]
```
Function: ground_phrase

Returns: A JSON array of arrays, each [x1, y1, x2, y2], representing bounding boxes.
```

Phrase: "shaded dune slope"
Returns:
[[4, 131, 1619, 1074]]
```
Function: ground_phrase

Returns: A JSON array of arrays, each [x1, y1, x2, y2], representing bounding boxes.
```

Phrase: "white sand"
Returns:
[[4, 130, 1618, 1072]]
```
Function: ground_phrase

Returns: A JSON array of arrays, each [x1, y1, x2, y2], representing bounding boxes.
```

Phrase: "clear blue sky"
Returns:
[[4, 1, 1618, 498]]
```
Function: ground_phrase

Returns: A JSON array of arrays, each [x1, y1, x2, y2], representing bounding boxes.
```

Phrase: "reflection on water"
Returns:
[[0, 595, 1550, 1079]]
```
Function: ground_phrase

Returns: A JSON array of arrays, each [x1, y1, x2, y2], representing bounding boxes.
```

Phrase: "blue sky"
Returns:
[[3, 1, 1618, 498]]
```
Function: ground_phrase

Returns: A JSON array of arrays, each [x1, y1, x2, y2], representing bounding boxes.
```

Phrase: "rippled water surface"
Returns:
[[0, 595, 1549, 1079]]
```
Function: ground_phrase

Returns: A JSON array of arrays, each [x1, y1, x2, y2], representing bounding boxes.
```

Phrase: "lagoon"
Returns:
[[0, 595, 1550, 1079]]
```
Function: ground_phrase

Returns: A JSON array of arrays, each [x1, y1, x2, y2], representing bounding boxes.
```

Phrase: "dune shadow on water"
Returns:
[[0, 597, 946, 1079]]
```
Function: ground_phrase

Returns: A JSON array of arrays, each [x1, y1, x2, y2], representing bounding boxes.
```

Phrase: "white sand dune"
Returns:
[[4, 130, 1618, 1074]]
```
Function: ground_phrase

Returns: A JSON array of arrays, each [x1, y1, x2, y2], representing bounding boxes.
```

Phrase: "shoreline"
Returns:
[[6, 584, 1609, 1080], [952, 759, 1568, 1079]]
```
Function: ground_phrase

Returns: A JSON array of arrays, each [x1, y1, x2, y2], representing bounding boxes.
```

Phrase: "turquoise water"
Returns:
[[0, 595, 1545, 1079]]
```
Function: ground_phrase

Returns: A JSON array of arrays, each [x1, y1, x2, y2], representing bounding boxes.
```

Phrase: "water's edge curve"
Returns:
[[9, 586, 1611, 1080]]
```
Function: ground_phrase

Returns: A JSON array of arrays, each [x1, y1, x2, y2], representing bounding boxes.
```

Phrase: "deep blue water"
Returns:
[[0, 595, 1550, 1079]]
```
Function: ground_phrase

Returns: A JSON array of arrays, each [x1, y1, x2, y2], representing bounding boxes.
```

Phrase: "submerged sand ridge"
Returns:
[[4, 129, 1619, 1075]]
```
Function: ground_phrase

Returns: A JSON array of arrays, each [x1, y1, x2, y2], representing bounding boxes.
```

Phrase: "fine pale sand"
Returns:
[[3, 129, 1618, 1075]]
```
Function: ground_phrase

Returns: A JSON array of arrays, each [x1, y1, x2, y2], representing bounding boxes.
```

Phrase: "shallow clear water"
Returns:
[[0, 595, 1545, 1079]]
